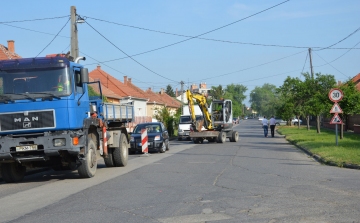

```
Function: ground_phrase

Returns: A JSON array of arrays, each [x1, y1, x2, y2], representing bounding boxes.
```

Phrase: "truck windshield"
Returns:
[[0, 67, 72, 100], [180, 115, 203, 124]]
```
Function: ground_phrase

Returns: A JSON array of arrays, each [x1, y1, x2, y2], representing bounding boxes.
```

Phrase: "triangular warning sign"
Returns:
[[330, 113, 343, 124], [330, 103, 343, 114]]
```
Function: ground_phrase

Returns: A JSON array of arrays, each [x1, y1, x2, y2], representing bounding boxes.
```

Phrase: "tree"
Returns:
[[224, 84, 247, 117], [276, 76, 304, 127], [165, 84, 175, 97], [249, 84, 278, 117], [208, 85, 225, 100], [153, 107, 175, 136], [304, 73, 336, 133], [338, 79, 360, 130]]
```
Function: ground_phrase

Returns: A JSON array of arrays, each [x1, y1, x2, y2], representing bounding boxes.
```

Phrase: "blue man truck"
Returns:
[[0, 55, 133, 183]]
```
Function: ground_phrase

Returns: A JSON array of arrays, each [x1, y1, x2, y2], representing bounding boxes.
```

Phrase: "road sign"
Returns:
[[330, 103, 343, 114], [330, 113, 343, 124], [328, 88, 344, 102]]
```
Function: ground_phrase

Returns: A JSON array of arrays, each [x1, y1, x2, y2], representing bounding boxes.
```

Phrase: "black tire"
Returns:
[[113, 133, 128, 167], [217, 132, 226, 143], [166, 140, 170, 151], [78, 136, 97, 178], [104, 149, 115, 167], [1, 163, 26, 183], [178, 137, 182, 141], [230, 131, 239, 142], [159, 141, 166, 153]]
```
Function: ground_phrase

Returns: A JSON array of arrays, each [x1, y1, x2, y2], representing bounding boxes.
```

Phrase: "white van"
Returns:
[[178, 115, 203, 140]]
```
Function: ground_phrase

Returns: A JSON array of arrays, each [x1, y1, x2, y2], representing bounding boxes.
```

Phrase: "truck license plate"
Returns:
[[16, 145, 38, 152]]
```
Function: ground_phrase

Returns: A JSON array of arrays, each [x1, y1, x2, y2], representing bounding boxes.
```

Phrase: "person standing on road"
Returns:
[[269, 116, 276, 137], [262, 116, 269, 137]]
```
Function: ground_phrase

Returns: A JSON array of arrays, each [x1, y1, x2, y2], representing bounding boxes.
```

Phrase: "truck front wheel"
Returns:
[[230, 131, 239, 142], [217, 132, 226, 143], [104, 149, 115, 167], [78, 138, 97, 178], [1, 163, 26, 183], [113, 133, 128, 167]]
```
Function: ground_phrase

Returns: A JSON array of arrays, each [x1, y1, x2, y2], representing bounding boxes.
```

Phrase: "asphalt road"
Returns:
[[1, 119, 360, 222]]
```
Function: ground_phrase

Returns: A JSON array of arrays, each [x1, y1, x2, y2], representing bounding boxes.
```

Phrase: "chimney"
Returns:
[[7, 40, 15, 53], [124, 76, 128, 84], [160, 88, 164, 95], [337, 80, 342, 86], [148, 87, 152, 91], [128, 78, 132, 84], [97, 65, 101, 69], [176, 88, 178, 97]]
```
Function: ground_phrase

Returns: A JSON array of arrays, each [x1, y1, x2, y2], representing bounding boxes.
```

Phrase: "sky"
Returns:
[[1, 0, 359, 106]]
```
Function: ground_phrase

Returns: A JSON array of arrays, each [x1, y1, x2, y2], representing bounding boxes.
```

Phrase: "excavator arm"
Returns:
[[186, 90, 213, 131]]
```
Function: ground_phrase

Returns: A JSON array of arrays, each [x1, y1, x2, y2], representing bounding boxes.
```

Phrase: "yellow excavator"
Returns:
[[186, 90, 239, 143]]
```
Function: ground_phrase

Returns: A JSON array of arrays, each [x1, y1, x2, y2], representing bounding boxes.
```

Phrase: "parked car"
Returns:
[[274, 117, 287, 126], [129, 122, 169, 154], [233, 117, 239, 124], [292, 118, 303, 125]]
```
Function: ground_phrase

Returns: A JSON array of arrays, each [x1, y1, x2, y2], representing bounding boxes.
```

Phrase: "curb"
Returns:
[[277, 130, 360, 170]]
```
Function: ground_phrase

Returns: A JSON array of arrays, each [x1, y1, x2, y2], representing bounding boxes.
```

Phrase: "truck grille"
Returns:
[[0, 110, 55, 132]]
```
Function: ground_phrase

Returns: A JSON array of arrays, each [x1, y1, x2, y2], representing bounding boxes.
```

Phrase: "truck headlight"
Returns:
[[53, 138, 66, 147], [154, 135, 161, 141], [130, 136, 134, 142]]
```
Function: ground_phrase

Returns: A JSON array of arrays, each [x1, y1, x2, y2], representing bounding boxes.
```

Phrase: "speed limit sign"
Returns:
[[328, 88, 344, 102]]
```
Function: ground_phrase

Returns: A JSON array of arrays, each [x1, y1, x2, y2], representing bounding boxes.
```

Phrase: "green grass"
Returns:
[[277, 126, 360, 166]]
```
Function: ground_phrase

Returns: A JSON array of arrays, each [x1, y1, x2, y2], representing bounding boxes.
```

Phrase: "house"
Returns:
[[88, 77, 122, 103], [89, 66, 151, 131], [145, 88, 181, 120], [352, 73, 360, 91], [0, 40, 21, 60]]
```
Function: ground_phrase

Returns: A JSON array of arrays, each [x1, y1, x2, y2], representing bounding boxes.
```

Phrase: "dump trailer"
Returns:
[[0, 55, 133, 183], [186, 90, 239, 143]]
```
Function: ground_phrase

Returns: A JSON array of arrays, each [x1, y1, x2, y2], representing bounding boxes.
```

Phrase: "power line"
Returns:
[[1, 23, 69, 38], [314, 26, 360, 51], [35, 18, 70, 57], [0, 15, 70, 24], [84, 19, 179, 83], [84, 0, 291, 66], [86, 17, 360, 51], [192, 50, 307, 82], [313, 52, 350, 79], [301, 51, 309, 75]]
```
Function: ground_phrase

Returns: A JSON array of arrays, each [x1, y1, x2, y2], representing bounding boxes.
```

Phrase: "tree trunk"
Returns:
[[316, 115, 321, 133], [306, 115, 310, 130]]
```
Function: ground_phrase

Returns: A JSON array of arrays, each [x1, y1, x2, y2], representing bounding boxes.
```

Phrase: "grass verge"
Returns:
[[277, 126, 360, 167]]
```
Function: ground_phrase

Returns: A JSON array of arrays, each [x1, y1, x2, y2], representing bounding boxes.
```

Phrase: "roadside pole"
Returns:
[[328, 89, 344, 146]]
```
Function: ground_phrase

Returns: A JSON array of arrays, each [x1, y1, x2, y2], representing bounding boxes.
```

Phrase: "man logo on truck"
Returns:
[[14, 117, 39, 122]]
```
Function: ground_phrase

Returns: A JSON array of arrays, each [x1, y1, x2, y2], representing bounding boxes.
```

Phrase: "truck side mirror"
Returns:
[[80, 68, 89, 83]]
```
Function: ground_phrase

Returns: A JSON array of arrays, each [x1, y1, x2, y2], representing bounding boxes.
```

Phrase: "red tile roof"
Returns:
[[145, 88, 181, 108], [0, 40, 21, 60], [89, 66, 148, 100], [352, 73, 360, 91], [89, 77, 122, 100]]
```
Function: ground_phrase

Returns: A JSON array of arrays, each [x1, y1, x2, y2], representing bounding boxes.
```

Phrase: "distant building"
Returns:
[[0, 40, 21, 60], [176, 82, 210, 103]]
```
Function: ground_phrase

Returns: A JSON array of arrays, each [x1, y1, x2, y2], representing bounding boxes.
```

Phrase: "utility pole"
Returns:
[[180, 81, 184, 103], [308, 48, 314, 79], [70, 6, 79, 59]]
